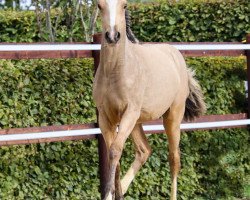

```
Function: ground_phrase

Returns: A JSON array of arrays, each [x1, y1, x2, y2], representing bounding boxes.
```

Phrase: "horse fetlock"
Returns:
[[168, 152, 181, 177], [115, 190, 124, 200], [168, 152, 180, 164], [104, 184, 115, 200], [103, 192, 113, 200]]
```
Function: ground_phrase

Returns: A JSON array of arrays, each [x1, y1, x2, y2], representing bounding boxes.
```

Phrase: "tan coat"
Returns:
[[93, 2, 205, 200]]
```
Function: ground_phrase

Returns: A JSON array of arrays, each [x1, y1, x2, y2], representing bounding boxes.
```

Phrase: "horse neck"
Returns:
[[100, 35, 129, 76]]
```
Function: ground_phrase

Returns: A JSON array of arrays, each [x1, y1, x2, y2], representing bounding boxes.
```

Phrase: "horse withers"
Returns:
[[93, 1, 206, 200]]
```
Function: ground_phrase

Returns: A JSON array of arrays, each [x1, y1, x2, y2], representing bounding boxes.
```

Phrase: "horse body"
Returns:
[[135, 44, 188, 122], [94, 41, 188, 124], [93, 1, 205, 200]]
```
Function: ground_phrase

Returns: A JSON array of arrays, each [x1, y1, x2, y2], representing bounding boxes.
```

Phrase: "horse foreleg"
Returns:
[[98, 112, 117, 200], [114, 163, 123, 200], [121, 124, 152, 195], [163, 105, 184, 200], [106, 107, 140, 200]]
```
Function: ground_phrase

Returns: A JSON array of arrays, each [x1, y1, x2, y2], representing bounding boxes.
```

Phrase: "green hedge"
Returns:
[[0, 0, 249, 42], [0, 11, 39, 43], [0, 59, 95, 128], [130, 0, 250, 42], [0, 57, 249, 199], [0, 10, 89, 43], [0, 0, 249, 199]]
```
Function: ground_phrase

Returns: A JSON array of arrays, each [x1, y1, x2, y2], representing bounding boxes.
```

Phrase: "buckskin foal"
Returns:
[[93, 1, 206, 200]]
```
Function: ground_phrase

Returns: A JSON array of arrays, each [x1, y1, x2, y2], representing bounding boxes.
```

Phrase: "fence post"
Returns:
[[92, 33, 108, 199], [247, 34, 250, 118]]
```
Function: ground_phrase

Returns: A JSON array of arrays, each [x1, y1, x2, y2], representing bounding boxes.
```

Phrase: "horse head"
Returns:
[[98, 0, 128, 44]]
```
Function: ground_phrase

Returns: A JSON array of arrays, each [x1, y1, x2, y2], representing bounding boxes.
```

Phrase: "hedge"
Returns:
[[129, 0, 250, 42], [0, 11, 39, 43], [0, 57, 249, 199], [0, 0, 249, 199], [0, 59, 95, 128], [0, 10, 87, 43], [0, 0, 249, 42]]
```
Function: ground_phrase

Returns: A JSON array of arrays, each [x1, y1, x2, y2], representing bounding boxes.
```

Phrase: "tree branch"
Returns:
[[89, 3, 99, 40], [45, 0, 55, 42], [79, 0, 90, 42], [34, 0, 43, 40]]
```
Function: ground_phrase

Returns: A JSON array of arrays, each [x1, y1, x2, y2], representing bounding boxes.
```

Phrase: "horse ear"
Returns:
[[125, 9, 139, 44]]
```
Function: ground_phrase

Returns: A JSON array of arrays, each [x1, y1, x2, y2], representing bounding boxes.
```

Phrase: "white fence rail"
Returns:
[[0, 43, 249, 142], [0, 44, 250, 51], [0, 119, 250, 142]]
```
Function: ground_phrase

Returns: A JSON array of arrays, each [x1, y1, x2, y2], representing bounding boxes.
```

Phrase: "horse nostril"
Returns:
[[115, 32, 121, 42], [105, 31, 120, 43], [105, 32, 111, 42]]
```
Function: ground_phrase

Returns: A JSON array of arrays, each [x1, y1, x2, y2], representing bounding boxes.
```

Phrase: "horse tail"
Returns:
[[184, 69, 206, 121]]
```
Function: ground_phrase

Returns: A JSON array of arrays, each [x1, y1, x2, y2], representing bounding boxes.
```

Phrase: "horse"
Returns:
[[93, 1, 206, 200]]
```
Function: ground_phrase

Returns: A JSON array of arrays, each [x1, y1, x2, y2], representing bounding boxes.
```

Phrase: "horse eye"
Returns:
[[98, 4, 102, 10], [124, 4, 127, 9]]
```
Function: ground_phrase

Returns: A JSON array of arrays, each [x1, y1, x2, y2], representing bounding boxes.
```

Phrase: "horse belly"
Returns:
[[139, 93, 176, 122], [139, 61, 181, 122]]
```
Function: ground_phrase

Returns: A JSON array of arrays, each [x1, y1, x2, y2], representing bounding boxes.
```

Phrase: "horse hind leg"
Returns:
[[163, 103, 185, 200], [121, 124, 152, 195]]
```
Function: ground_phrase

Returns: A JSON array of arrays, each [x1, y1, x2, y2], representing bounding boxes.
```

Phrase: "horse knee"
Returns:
[[110, 144, 122, 161]]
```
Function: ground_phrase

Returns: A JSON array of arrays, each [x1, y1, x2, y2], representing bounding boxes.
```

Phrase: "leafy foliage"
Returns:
[[0, 57, 249, 199], [130, 0, 250, 42], [32, 0, 99, 42], [0, 9, 101, 42], [0, 1, 249, 199], [0, 11, 39, 43], [0, 0, 249, 42], [0, 140, 100, 199], [186, 57, 247, 115], [0, 59, 95, 128]]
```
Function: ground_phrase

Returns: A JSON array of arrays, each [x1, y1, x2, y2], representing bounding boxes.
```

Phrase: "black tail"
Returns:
[[184, 69, 206, 122]]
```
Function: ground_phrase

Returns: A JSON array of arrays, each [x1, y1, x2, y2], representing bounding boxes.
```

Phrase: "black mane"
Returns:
[[125, 9, 139, 43]]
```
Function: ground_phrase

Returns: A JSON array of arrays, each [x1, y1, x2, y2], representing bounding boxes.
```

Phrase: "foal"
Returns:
[[93, 1, 206, 200]]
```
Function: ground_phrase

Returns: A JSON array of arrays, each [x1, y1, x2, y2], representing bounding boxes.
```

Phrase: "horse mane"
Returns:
[[125, 9, 139, 44]]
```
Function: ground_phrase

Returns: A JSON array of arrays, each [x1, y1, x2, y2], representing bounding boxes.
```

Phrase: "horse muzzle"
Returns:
[[105, 31, 121, 44]]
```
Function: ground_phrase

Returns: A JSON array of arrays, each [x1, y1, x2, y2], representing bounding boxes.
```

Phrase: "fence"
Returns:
[[0, 33, 250, 197]]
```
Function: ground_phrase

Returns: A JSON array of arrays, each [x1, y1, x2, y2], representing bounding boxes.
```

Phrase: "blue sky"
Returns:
[[0, 0, 34, 9]]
